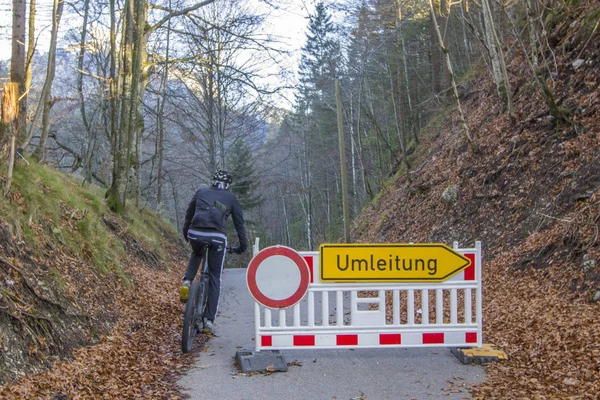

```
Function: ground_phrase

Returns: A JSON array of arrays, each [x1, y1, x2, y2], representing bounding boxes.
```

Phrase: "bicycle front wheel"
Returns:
[[182, 280, 202, 353]]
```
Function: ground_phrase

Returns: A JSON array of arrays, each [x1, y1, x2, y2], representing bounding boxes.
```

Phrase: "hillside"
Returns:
[[0, 162, 196, 398], [353, 7, 600, 399]]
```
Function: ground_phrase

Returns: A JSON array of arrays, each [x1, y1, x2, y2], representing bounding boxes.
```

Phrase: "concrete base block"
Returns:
[[235, 350, 288, 373]]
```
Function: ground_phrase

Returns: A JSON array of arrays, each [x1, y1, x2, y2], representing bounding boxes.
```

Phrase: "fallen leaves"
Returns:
[[0, 238, 200, 399]]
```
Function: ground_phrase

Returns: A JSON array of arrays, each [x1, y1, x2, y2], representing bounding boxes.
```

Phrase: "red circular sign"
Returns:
[[246, 246, 310, 309]]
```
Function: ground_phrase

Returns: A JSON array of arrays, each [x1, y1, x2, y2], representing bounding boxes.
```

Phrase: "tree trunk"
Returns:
[[459, 2, 472, 67], [281, 190, 291, 246], [24, 0, 35, 132], [108, 0, 118, 188], [2, 83, 19, 195], [206, 73, 217, 171], [167, 170, 181, 232], [17, 0, 35, 147], [126, 0, 148, 207], [481, 0, 502, 98], [349, 102, 357, 216], [395, 3, 411, 180], [306, 189, 313, 251], [481, 0, 514, 119], [32, 0, 64, 162], [298, 134, 313, 251], [11, 0, 26, 141], [387, 51, 410, 182], [429, 12, 441, 95], [429, 0, 474, 148], [440, 0, 451, 91], [526, 0, 539, 68], [355, 75, 372, 199], [78, 0, 93, 184], [106, 0, 135, 213], [335, 78, 350, 243], [216, 46, 226, 169], [400, 33, 413, 137], [156, 0, 172, 207]]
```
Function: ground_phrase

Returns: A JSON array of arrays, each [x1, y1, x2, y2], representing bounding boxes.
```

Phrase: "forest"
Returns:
[[2, 0, 574, 250]]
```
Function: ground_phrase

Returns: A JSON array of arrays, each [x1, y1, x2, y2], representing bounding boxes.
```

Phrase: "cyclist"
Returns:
[[180, 170, 248, 335]]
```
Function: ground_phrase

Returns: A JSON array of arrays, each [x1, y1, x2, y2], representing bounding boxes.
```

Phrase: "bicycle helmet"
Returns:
[[213, 170, 233, 184]]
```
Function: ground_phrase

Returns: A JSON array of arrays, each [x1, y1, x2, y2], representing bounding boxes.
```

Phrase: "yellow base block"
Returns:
[[452, 343, 508, 365]]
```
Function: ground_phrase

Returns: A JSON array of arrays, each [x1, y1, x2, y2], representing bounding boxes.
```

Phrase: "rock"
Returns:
[[441, 184, 459, 204], [592, 290, 600, 303], [572, 59, 585, 70], [583, 254, 596, 273]]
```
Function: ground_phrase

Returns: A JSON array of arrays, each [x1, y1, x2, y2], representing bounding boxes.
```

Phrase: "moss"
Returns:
[[106, 186, 124, 214], [1, 160, 173, 291]]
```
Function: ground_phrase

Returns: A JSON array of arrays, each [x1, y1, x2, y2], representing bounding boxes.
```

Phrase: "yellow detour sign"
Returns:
[[320, 244, 471, 283]]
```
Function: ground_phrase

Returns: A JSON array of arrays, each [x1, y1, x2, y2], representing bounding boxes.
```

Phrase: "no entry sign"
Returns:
[[246, 246, 310, 309]]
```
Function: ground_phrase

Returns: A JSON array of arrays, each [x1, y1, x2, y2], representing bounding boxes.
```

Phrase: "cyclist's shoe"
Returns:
[[194, 320, 203, 334], [203, 319, 215, 335], [180, 280, 191, 303]]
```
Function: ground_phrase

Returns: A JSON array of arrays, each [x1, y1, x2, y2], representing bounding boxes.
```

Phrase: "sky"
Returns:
[[0, 0, 316, 65], [0, 0, 323, 108]]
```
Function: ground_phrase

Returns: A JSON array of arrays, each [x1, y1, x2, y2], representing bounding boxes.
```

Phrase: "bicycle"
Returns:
[[181, 242, 232, 353]]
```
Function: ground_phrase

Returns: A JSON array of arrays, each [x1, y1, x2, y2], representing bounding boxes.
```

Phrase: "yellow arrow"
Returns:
[[320, 244, 471, 283]]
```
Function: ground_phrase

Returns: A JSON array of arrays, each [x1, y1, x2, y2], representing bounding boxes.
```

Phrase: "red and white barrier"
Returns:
[[248, 240, 482, 351]]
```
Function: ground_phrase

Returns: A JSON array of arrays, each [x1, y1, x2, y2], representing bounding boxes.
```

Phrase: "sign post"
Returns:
[[239, 245, 311, 373]]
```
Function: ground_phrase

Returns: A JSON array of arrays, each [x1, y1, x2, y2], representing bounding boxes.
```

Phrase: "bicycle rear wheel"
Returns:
[[182, 280, 202, 353]]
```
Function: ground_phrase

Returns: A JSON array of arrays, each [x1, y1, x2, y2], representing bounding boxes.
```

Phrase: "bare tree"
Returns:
[[31, 0, 64, 162], [481, 0, 514, 119], [22, 0, 36, 145], [11, 0, 26, 139], [429, 0, 473, 147], [106, 0, 218, 213]]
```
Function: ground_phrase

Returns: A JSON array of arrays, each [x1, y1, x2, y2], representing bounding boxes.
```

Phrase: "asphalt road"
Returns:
[[178, 269, 484, 400]]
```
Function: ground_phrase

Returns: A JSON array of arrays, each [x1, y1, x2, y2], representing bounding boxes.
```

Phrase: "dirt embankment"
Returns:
[[353, 9, 600, 399], [0, 163, 201, 398]]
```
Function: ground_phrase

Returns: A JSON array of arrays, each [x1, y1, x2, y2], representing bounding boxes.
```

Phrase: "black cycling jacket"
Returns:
[[183, 186, 248, 252]]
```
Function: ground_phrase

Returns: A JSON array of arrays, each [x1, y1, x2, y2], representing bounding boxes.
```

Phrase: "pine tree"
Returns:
[[298, 2, 342, 111], [227, 139, 262, 212], [294, 1, 344, 246]]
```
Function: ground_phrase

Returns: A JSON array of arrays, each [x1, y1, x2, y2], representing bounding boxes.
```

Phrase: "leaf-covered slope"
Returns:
[[352, 8, 600, 399], [0, 161, 192, 397]]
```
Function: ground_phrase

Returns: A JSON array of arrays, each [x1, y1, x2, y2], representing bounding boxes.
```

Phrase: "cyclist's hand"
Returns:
[[231, 246, 244, 254]]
